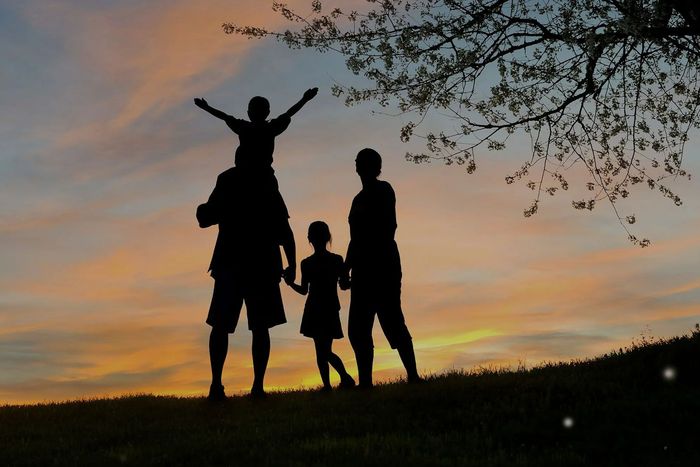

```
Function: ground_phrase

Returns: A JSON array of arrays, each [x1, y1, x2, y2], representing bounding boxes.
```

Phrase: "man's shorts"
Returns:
[[206, 270, 286, 333]]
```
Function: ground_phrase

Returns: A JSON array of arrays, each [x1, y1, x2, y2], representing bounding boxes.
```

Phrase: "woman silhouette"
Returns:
[[343, 148, 421, 388]]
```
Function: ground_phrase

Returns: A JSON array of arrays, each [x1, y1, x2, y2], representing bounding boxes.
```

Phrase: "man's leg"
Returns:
[[208, 326, 229, 401], [209, 326, 229, 387], [251, 328, 270, 395], [206, 270, 243, 400]]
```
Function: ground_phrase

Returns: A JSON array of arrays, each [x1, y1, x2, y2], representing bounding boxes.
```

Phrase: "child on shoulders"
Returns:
[[194, 88, 317, 186]]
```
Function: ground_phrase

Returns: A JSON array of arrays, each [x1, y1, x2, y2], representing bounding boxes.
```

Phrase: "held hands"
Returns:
[[194, 97, 208, 108], [339, 276, 351, 291], [282, 265, 296, 285], [339, 262, 351, 290], [303, 88, 318, 101]]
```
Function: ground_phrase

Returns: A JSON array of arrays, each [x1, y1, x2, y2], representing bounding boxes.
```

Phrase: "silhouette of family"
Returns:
[[195, 89, 421, 401]]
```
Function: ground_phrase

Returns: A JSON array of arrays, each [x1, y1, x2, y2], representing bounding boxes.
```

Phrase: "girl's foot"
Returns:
[[338, 375, 356, 389]]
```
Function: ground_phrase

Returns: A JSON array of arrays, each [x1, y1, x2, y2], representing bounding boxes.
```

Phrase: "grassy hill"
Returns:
[[1, 329, 699, 466]]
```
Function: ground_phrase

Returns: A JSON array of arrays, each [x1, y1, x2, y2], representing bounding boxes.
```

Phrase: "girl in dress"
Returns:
[[285, 221, 356, 390]]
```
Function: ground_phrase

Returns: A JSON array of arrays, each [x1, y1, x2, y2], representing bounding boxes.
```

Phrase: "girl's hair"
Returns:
[[308, 221, 332, 246]]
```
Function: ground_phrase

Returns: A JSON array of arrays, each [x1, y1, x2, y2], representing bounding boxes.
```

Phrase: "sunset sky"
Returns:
[[2, 0, 700, 405]]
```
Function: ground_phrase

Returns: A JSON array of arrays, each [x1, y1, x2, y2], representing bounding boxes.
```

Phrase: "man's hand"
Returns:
[[194, 97, 208, 108], [303, 88, 318, 101], [283, 265, 296, 285], [196, 203, 216, 228]]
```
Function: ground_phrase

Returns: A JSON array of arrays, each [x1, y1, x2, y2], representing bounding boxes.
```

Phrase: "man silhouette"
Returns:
[[342, 148, 421, 388], [197, 168, 296, 400]]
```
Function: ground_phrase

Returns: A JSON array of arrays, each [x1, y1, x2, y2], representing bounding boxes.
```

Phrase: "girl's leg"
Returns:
[[313, 337, 332, 389], [251, 328, 270, 395], [327, 343, 354, 384]]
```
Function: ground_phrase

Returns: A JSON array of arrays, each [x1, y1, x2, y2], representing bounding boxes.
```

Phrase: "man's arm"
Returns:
[[280, 220, 297, 284], [285, 263, 308, 295], [340, 241, 353, 290], [339, 253, 351, 290], [281, 88, 318, 119], [194, 97, 232, 121], [196, 203, 217, 228]]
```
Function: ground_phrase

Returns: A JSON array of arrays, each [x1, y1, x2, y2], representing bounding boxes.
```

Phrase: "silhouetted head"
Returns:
[[355, 148, 382, 179], [308, 221, 332, 250], [248, 96, 270, 122]]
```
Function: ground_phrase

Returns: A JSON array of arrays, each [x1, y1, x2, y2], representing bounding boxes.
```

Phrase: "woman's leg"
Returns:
[[348, 305, 375, 388], [313, 337, 332, 389]]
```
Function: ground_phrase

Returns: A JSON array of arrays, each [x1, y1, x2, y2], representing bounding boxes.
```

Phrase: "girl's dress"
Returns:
[[299, 251, 344, 339]]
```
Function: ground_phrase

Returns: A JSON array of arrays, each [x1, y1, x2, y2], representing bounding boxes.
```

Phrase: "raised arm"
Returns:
[[281, 88, 318, 118], [194, 97, 231, 121]]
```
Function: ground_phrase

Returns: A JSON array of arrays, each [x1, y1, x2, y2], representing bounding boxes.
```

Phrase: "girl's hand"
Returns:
[[194, 97, 208, 108]]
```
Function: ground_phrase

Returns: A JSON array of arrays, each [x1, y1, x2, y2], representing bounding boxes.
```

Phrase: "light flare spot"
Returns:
[[662, 366, 676, 381]]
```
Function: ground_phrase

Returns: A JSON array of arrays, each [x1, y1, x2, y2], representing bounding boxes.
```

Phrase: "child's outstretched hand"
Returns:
[[303, 88, 318, 101], [194, 97, 208, 108]]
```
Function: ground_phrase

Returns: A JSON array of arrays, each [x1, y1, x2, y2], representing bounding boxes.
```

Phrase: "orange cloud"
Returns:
[[4, 1, 700, 404], [17, 0, 310, 149]]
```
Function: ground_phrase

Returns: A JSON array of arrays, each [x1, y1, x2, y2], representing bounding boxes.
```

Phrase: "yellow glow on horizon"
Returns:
[[414, 328, 504, 350]]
